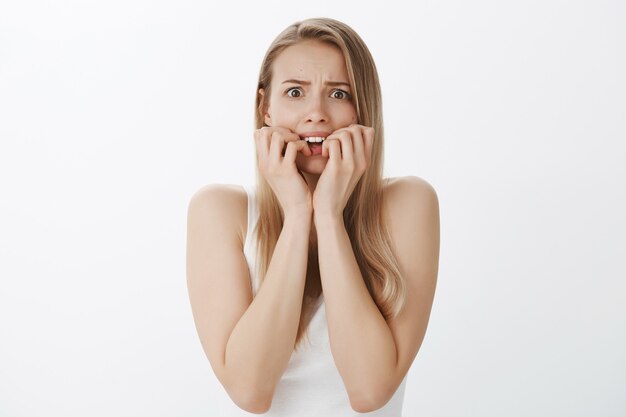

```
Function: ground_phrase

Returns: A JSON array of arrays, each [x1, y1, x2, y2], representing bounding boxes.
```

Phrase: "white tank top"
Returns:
[[217, 184, 408, 416]]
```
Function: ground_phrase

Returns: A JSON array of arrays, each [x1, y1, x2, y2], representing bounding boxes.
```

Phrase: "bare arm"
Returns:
[[225, 211, 312, 411], [186, 185, 313, 414], [314, 213, 397, 412], [314, 177, 439, 412]]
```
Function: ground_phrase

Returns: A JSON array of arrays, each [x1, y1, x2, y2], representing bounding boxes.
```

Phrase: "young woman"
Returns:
[[186, 17, 440, 416]]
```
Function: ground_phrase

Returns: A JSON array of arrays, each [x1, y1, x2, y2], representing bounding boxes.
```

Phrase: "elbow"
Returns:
[[226, 384, 273, 414], [233, 395, 272, 414], [218, 364, 276, 413], [349, 386, 392, 414], [350, 399, 381, 414]]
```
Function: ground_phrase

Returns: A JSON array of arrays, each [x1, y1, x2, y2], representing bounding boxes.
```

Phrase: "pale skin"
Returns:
[[186, 39, 439, 413]]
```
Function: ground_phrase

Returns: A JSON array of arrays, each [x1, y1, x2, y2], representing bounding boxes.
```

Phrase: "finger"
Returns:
[[343, 127, 359, 163], [322, 137, 331, 158], [349, 125, 366, 167], [269, 130, 287, 166], [362, 126, 374, 164], [284, 140, 311, 163], [330, 130, 353, 162], [254, 127, 270, 161], [280, 132, 302, 158], [322, 138, 342, 164]]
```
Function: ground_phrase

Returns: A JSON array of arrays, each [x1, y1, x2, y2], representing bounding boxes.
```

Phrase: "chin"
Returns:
[[296, 156, 328, 174]]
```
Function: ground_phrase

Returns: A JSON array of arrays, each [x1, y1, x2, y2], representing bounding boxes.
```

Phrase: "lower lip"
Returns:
[[308, 142, 323, 156]]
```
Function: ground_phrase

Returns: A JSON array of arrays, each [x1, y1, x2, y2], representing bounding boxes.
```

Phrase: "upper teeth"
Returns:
[[302, 136, 326, 143]]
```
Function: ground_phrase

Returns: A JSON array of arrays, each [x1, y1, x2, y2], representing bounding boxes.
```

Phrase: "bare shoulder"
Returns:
[[374, 176, 440, 407], [382, 175, 440, 240], [383, 175, 439, 216], [188, 183, 249, 247], [186, 184, 256, 403]]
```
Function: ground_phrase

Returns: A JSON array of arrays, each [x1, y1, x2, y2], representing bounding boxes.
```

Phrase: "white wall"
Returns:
[[1, 0, 624, 415]]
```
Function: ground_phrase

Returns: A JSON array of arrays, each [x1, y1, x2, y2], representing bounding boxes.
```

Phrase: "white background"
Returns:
[[1, 0, 625, 416]]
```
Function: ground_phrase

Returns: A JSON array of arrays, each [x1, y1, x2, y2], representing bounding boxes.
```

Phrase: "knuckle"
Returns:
[[260, 127, 273, 140]]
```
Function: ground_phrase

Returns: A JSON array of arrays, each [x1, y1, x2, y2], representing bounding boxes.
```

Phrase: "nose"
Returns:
[[305, 93, 328, 123]]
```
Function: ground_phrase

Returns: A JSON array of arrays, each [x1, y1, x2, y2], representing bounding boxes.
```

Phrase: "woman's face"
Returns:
[[260, 39, 358, 175]]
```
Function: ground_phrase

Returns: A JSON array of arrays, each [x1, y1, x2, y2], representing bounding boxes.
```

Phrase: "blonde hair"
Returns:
[[252, 17, 407, 352]]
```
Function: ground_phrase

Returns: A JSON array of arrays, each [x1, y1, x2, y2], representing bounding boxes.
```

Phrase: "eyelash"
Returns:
[[284, 87, 352, 100]]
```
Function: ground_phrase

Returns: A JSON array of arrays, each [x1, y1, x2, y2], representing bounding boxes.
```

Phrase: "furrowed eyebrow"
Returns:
[[281, 79, 351, 88]]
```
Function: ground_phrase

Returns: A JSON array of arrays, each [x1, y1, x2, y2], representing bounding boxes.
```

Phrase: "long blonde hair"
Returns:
[[252, 17, 406, 352]]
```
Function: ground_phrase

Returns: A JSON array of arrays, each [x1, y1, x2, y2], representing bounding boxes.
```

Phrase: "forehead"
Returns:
[[272, 40, 349, 81]]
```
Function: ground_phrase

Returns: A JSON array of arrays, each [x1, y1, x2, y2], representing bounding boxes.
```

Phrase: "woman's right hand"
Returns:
[[254, 126, 313, 216]]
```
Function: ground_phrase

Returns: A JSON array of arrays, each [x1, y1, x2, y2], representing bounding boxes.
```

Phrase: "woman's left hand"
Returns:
[[312, 124, 374, 220]]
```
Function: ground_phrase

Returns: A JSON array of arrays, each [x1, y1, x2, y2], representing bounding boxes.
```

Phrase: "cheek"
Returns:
[[273, 102, 300, 121], [345, 110, 357, 125], [333, 103, 357, 123], [345, 104, 357, 123]]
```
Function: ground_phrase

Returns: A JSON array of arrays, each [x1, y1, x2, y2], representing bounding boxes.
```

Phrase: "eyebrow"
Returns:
[[281, 79, 351, 88]]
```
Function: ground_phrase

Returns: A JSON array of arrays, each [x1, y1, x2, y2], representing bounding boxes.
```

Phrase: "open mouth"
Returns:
[[300, 136, 327, 143], [305, 141, 324, 156], [298, 133, 330, 156]]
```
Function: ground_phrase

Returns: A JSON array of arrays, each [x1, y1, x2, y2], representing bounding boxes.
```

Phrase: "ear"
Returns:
[[258, 88, 272, 126]]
